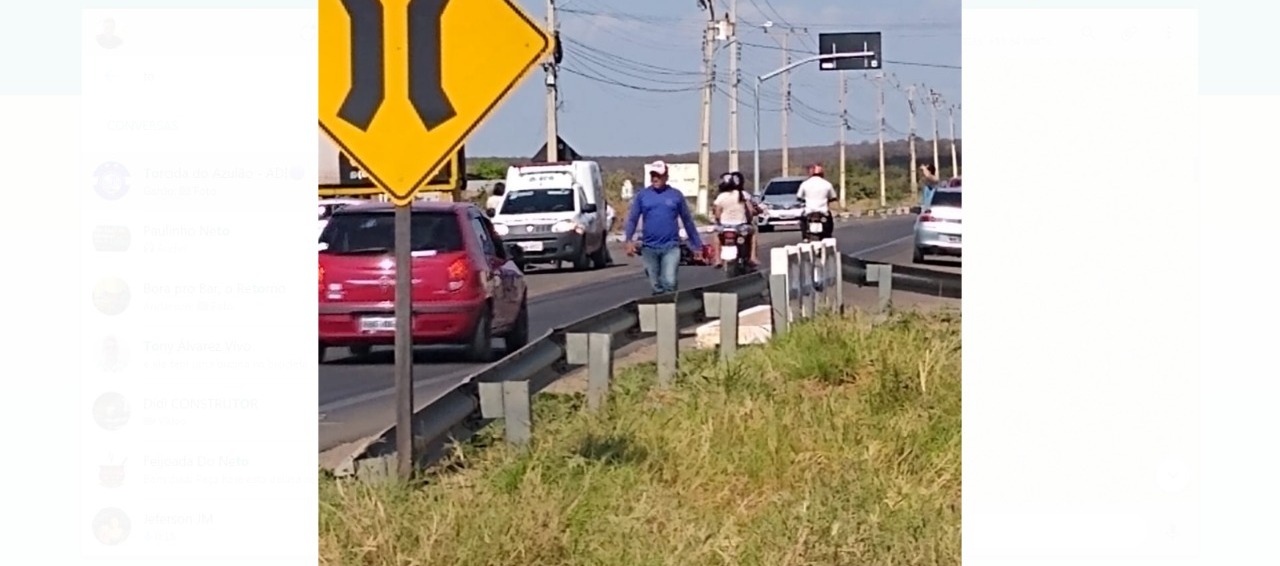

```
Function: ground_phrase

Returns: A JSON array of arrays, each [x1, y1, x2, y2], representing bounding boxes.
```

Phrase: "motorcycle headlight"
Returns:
[[552, 220, 582, 233], [493, 223, 509, 236]]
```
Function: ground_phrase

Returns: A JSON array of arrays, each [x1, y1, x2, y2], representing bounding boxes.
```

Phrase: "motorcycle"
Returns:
[[717, 224, 755, 278], [802, 211, 827, 243]]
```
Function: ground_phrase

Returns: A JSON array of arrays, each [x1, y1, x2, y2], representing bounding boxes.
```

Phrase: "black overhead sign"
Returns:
[[817, 32, 882, 71]]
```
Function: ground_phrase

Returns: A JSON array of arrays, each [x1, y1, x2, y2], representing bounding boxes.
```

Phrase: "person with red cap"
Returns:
[[623, 160, 704, 295], [796, 163, 837, 240]]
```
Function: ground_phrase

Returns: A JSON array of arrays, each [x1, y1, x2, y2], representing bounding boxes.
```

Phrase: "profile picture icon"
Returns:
[[93, 277, 131, 315], [92, 508, 131, 545], [92, 225, 132, 252], [100, 336, 127, 371], [93, 392, 130, 431], [97, 18, 123, 50], [99, 455, 126, 488], [93, 162, 130, 201]]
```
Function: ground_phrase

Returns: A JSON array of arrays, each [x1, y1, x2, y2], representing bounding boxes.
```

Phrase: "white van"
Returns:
[[492, 161, 610, 270]]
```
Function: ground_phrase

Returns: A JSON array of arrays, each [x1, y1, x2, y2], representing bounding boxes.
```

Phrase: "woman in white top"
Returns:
[[484, 182, 506, 214], [711, 172, 760, 267]]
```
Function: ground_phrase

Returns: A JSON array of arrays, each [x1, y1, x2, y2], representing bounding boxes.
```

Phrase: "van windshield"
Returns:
[[498, 189, 576, 214]]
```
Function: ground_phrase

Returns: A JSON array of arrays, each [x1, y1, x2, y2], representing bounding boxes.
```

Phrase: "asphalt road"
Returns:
[[318, 215, 917, 451], [861, 236, 963, 275]]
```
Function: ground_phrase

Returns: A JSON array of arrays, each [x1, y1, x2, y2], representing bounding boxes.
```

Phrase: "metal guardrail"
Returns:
[[330, 238, 959, 480]]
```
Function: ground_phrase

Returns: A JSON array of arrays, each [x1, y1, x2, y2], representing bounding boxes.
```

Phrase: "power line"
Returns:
[[564, 45, 705, 86], [560, 65, 704, 93], [563, 37, 703, 76]]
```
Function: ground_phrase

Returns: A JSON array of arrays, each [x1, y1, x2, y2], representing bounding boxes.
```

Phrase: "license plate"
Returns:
[[808, 222, 823, 233], [359, 317, 396, 332], [517, 241, 543, 252], [720, 246, 738, 261]]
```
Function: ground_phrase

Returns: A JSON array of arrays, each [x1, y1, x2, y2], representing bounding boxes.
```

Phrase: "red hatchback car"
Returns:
[[318, 201, 529, 363]]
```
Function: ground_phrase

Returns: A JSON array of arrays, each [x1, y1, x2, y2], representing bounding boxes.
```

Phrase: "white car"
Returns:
[[318, 198, 365, 240], [911, 188, 961, 263], [755, 176, 807, 231]]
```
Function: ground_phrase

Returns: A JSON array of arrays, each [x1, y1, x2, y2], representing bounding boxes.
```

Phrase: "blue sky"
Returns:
[[0, 0, 957, 158], [471, 0, 961, 157]]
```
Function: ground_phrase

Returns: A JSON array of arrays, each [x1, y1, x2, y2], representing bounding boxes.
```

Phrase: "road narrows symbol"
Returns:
[[338, 0, 385, 131], [408, 0, 457, 130]]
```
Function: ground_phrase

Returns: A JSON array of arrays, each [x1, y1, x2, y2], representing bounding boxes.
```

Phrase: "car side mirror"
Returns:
[[485, 208, 496, 217], [909, 206, 922, 214], [581, 203, 597, 213], [504, 242, 525, 262]]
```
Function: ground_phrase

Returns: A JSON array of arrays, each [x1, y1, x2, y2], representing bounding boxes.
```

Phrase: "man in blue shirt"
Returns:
[[624, 161, 704, 295]]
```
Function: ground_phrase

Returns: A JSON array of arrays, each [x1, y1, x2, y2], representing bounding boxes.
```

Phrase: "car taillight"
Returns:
[[318, 264, 325, 290], [919, 210, 935, 222], [446, 258, 468, 292]]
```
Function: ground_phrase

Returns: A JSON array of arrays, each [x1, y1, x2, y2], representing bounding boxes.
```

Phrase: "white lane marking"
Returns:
[[318, 230, 915, 414]]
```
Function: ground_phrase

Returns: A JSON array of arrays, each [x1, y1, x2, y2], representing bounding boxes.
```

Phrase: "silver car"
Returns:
[[910, 188, 961, 263], [755, 176, 808, 232]]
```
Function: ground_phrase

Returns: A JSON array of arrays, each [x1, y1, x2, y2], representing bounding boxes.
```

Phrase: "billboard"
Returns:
[[642, 162, 699, 199]]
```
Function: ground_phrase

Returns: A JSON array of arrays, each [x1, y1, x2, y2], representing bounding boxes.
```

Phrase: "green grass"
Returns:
[[319, 309, 961, 566]]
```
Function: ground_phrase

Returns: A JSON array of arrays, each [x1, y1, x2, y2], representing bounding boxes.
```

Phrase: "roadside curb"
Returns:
[[605, 206, 913, 242]]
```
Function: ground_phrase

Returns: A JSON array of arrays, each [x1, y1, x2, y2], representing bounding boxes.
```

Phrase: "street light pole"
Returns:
[[753, 51, 875, 195]]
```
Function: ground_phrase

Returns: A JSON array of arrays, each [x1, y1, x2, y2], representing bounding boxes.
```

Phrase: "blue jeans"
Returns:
[[640, 245, 681, 295]]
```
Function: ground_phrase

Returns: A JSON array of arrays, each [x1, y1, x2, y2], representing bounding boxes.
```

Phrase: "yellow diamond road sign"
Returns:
[[319, 0, 552, 205]]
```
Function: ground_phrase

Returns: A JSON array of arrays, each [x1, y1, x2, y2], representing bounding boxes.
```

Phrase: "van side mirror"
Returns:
[[485, 208, 496, 217], [909, 206, 922, 214], [581, 203, 597, 213]]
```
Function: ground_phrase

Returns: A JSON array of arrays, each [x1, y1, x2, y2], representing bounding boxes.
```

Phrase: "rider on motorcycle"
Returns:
[[797, 163, 837, 240], [711, 171, 760, 268]]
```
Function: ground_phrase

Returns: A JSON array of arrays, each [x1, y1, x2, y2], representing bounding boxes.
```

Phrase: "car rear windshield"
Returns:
[[763, 180, 802, 196], [319, 211, 464, 254], [499, 189, 576, 214], [930, 191, 962, 208]]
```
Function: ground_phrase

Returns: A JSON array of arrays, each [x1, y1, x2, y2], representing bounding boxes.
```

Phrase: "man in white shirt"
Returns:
[[796, 163, 837, 239]]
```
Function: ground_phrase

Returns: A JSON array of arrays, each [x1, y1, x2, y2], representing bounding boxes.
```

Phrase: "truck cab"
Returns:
[[491, 161, 610, 271]]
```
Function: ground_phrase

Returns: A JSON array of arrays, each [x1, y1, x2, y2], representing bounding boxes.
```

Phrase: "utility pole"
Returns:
[[838, 71, 847, 208], [727, 0, 739, 171], [907, 85, 918, 198], [544, 0, 559, 162], [780, 32, 790, 176], [929, 88, 940, 175], [948, 104, 959, 178], [697, 21, 714, 215], [876, 73, 886, 207]]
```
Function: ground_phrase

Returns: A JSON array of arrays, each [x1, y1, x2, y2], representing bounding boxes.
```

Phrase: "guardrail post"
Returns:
[[833, 250, 845, 313], [769, 247, 790, 337], [703, 292, 740, 361], [638, 302, 679, 387], [566, 332, 614, 411], [815, 240, 832, 312], [478, 380, 532, 447], [866, 263, 893, 313], [798, 243, 816, 319]]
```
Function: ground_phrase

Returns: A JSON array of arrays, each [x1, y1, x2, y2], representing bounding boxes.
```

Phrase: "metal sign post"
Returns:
[[319, 0, 553, 480], [393, 205, 414, 478]]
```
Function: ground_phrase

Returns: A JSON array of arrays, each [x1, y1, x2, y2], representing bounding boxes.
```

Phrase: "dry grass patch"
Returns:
[[320, 308, 961, 566]]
